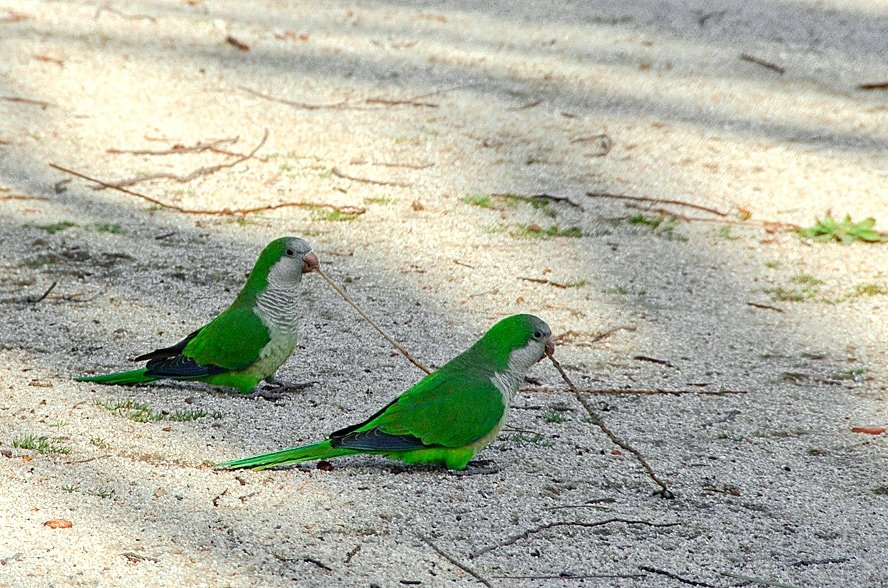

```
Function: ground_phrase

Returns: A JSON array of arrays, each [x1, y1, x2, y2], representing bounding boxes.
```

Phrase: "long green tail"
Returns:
[[75, 369, 157, 385], [215, 440, 356, 471]]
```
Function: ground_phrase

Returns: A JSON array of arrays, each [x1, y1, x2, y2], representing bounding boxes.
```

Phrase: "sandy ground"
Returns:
[[1, 1, 887, 586]]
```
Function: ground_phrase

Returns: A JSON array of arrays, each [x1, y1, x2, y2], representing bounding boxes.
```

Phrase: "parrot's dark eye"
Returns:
[[533, 331, 542, 339], [286, 249, 294, 256]]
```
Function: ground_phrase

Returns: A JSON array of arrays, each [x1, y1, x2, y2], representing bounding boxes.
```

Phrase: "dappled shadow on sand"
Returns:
[[0, 1, 886, 585]]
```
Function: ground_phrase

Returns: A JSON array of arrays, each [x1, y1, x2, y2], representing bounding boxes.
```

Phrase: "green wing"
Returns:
[[347, 367, 506, 449], [182, 305, 270, 370]]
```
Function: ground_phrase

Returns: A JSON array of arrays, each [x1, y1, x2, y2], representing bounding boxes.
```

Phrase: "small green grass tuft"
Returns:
[[13, 434, 71, 455], [91, 223, 125, 234], [798, 214, 887, 244], [764, 259, 780, 269], [311, 209, 361, 222], [364, 196, 396, 205], [543, 410, 566, 424], [89, 437, 109, 449], [62, 484, 79, 493], [603, 285, 646, 296], [852, 282, 888, 297], [715, 225, 739, 240], [95, 398, 164, 423], [88, 488, 115, 500], [613, 214, 688, 241], [461, 194, 495, 209], [168, 409, 207, 422], [24, 221, 78, 234], [510, 224, 584, 239], [95, 398, 215, 424]]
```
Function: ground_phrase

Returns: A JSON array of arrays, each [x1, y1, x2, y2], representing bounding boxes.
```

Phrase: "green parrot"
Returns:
[[76, 237, 319, 396], [216, 314, 554, 471]]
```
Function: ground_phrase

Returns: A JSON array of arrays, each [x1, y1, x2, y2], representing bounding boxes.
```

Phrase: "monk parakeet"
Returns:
[[76, 237, 319, 396], [216, 314, 554, 471]]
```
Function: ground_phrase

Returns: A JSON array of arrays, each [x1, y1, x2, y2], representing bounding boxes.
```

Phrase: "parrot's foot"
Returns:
[[246, 388, 286, 401], [451, 460, 501, 476], [262, 375, 318, 392]]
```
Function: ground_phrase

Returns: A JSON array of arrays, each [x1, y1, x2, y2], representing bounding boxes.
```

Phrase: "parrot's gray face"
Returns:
[[508, 317, 554, 375], [528, 316, 555, 359], [273, 237, 318, 285]]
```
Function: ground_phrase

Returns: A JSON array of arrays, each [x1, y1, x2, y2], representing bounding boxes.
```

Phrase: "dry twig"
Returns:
[[1, 281, 56, 304], [313, 268, 431, 374], [1, 95, 53, 109], [331, 167, 411, 188], [94, 130, 267, 189], [587, 191, 730, 217], [639, 566, 715, 587], [418, 535, 493, 588], [107, 137, 243, 158], [48, 160, 365, 216], [225, 35, 250, 51], [548, 352, 674, 498], [471, 518, 677, 558], [858, 81, 888, 91], [740, 53, 785, 74], [524, 386, 745, 396], [239, 82, 475, 111], [95, 4, 156, 22]]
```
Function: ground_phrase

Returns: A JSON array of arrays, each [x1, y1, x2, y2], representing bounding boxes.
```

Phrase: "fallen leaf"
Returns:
[[411, 199, 424, 211], [22, 454, 32, 462], [44, 518, 73, 529], [610, 449, 622, 456], [316, 460, 334, 472], [851, 426, 886, 435]]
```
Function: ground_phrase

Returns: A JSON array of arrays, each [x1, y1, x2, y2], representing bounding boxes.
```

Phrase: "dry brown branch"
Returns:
[[548, 352, 674, 498], [639, 566, 715, 587], [95, 5, 156, 22], [239, 83, 474, 111], [48, 162, 365, 216], [0, 194, 45, 201], [471, 518, 677, 558], [1, 95, 53, 109], [858, 81, 888, 91], [349, 160, 434, 169], [523, 386, 746, 396], [95, 130, 267, 189], [587, 191, 730, 217], [313, 268, 431, 374], [238, 85, 352, 110], [225, 35, 250, 51], [492, 192, 583, 209], [364, 97, 438, 108], [518, 277, 580, 289], [33, 54, 64, 67], [418, 535, 493, 588], [507, 98, 542, 111], [740, 53, 785, 74], [747, 301, 784, 313], [0, 282, 56, 304], [107, 137, 242, 157], [331, 167, 411, 188]]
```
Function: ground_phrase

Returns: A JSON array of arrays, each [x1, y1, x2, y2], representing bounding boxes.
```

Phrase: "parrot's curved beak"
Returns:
[[302, 251, 320, 273], [545, 335, 555, 357]]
